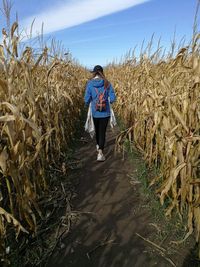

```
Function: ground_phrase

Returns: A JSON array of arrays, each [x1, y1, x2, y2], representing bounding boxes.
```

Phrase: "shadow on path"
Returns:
[[47, 128, 190, 267]]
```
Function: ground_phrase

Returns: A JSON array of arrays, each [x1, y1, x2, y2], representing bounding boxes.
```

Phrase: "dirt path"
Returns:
[[47, 127, 194, 267]]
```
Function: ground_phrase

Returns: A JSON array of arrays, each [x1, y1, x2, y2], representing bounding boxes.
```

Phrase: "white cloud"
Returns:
[[21, 0, 150, 37]]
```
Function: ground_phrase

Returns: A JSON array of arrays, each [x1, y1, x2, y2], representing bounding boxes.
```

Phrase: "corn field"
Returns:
[[107, 33, 200, 255], [1, 15, 200, 265], [0, 22, 87, 264]]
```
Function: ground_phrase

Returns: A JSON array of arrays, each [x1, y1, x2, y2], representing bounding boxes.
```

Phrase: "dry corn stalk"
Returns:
[[107, 34, 200, 256], [0, 22, 87, 260]]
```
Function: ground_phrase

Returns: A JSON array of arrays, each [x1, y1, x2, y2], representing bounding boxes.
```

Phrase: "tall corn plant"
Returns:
[[0, 22, 87, 262], [107, 33, 200, 255]]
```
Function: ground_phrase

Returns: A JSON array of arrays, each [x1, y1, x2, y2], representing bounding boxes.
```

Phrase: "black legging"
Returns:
[[93, 117, 110, 150]]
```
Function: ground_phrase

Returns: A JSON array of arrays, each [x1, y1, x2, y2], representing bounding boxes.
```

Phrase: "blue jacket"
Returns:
[[84, 78, 116, 118]]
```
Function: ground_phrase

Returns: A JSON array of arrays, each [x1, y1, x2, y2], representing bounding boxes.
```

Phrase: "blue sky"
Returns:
[[0, 0, 198, 67]]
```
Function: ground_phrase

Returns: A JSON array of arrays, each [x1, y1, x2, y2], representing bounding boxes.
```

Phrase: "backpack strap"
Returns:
[[95, 84, 109, 98], [95, 88, 99, 95], [95, 87, 105, 95]]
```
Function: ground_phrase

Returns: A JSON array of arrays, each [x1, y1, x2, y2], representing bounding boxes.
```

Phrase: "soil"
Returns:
[[47, 127, 199, 267]]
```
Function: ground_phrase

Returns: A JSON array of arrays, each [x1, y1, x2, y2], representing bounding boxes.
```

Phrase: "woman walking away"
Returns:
[[84, 65, 116, 162]]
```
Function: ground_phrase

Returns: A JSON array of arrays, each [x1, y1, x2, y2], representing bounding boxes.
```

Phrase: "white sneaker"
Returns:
[[97, 152, 105, 162], [96, 145, 99, 152]]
